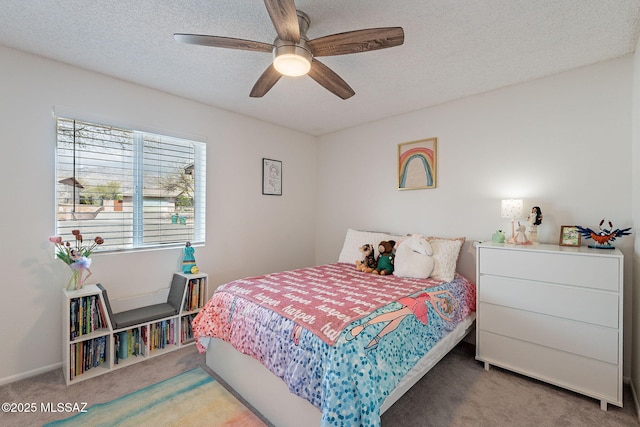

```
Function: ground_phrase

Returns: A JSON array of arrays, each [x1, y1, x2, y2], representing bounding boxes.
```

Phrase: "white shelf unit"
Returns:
[[62, 272, 208, 385], [475, 242, 623, 410]]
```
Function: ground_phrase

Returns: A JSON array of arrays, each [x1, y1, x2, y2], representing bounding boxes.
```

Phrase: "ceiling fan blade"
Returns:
[[174, 34, 273, 53], [264, 0, 300, 42], [307, 27, 404, 57], [307, 59, 355, 100], [250, 65, 283, 97]]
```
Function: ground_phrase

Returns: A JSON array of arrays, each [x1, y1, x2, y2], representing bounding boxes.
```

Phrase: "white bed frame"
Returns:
[[206, 313, 476, 427]]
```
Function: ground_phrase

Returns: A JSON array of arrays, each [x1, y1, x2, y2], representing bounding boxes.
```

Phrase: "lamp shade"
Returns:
[[501, 199, 523, 219]]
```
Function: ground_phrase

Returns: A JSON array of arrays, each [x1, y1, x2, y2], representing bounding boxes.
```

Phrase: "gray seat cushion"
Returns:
[[96, 283, 115, 327], [96, 273, 187, 330], [167, 273, 187, 311], [110, 303, 177, 329]]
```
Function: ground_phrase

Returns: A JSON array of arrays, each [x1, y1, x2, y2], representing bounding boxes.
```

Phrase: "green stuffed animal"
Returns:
[[373, 240, 396, 275]]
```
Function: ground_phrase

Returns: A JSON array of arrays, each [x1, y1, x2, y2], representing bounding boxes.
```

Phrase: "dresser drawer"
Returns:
[[478, 302, 618, 364], [478, 275, 618, 328], [478, 331, 620, 403], [478, 247, 620, 291]]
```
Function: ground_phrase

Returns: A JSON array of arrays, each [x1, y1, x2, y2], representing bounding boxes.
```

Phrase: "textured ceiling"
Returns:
[[1, 1, 639, 136]]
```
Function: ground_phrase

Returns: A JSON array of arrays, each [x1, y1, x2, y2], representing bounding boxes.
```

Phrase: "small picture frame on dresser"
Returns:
[[559, 225, 581, 246]]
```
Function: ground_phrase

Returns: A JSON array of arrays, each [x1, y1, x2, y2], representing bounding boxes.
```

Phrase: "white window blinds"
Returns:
[[55, 117, 206, 252]]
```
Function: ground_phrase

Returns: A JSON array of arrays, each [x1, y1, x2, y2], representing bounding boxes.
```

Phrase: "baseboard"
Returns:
[[0, 362, 61, 386]]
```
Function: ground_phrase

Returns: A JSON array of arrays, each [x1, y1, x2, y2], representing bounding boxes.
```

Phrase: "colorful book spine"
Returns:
[[69, 336, 106, 381], [118, 331, 129, 360], [70, 299, 77, 340], [183, 278, 205, 311], [69, 294, 109, 342]]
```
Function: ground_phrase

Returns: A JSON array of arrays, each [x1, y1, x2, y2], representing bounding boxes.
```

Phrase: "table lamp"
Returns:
[[501, 199, 523, 244]]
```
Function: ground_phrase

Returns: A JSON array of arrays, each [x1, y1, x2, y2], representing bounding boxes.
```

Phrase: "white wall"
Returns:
[[315, 57, 634, 375], [0, 45, 317, 383], [631, 36, 640, 417]]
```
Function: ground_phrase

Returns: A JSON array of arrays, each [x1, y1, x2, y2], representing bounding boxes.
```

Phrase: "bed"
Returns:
[[192, 230, 476, 427]]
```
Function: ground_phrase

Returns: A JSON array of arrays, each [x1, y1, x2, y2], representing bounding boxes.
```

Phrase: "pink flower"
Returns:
[[48, 230, 105, 265]]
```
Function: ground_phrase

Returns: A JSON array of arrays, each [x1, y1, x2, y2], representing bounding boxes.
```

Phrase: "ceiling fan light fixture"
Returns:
[[175, 6, 403, 99], [273, 42, 312, 77]]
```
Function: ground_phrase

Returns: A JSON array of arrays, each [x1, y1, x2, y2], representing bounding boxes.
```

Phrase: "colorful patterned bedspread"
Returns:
[[192, 263, 476, 427], [205, 263, 454, 345]]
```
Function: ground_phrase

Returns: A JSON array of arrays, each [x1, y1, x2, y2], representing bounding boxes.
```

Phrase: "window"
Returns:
[[55, 117, 206, 253]]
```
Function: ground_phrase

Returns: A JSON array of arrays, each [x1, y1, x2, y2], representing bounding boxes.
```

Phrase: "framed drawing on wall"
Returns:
[[262, 158, 282, 196], [559, 225, 581, 246], [398, 137, 437, 190]]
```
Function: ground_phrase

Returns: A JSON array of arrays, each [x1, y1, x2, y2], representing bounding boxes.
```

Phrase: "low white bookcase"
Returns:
[[62, 272, 207, 385], [475, 242, 623, 410]]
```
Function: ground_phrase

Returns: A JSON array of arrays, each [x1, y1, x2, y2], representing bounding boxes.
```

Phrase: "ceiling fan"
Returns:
[[174, 0, 404, 99]]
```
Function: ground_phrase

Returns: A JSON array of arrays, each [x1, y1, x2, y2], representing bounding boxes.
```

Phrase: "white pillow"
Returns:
[[338, 228, 399, 264], [429, 238, 463, 282]]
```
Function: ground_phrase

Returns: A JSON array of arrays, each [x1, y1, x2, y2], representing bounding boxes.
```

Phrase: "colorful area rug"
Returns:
[[44, 367, 266, 427]]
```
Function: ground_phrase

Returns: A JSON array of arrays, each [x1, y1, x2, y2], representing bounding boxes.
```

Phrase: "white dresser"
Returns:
[[475, 242, 623, 410]]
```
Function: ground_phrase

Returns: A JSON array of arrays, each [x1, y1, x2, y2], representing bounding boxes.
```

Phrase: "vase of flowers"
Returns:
[[49, 230, 104, 290]]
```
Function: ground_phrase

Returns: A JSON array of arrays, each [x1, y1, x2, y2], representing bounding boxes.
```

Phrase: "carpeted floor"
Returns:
[[381, 342, 638, 427], [1, 342, 638, 427]]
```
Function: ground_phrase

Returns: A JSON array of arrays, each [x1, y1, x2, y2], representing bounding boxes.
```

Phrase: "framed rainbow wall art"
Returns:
[[398, 137, 437, 190]]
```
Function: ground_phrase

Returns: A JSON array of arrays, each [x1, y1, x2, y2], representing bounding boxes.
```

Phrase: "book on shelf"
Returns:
[[198, 278, 205, 308], [70, 299, 77, 340], [181, 313, 196, 343], [149, 319, 176, 351], [183, 277, 205, 312], [114, 328, 147, 361], [69, 335, 106, 381], [118, 331, 129, 360], [69, 295, 107, 341], [141, 325, 148, 348]]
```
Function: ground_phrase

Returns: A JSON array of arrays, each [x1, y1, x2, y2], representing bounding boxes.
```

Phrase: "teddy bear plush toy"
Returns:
[[355, 243, 377, 273], [373, 240, 396, 275]]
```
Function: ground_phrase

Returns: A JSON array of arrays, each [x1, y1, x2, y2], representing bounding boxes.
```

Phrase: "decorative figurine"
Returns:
[[69, 248, 93, 288], [575, 219, 632, 249], [491, 230, 506, 243], [182, 242, 198, 273], [527, 206, 543, 243], [514, 221, 532, 245]]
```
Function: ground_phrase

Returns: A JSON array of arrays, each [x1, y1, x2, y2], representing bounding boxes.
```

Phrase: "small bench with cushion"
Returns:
[[97, 274, 187, 330]]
